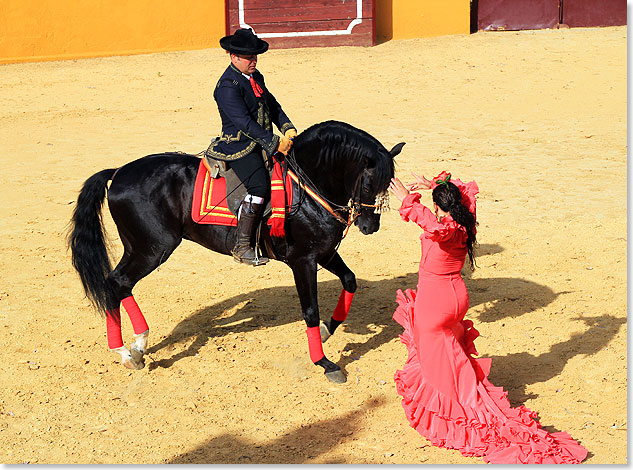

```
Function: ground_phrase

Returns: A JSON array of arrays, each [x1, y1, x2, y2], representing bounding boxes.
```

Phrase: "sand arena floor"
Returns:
[[0, 26, 627, 463]]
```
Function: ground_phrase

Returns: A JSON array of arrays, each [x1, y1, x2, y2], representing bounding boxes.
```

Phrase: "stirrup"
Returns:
[[202, 154, 224, 178], [232, 246, 269, 266]]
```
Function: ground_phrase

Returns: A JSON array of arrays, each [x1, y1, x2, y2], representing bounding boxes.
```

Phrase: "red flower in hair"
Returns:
[[435, 171, 451, 186]]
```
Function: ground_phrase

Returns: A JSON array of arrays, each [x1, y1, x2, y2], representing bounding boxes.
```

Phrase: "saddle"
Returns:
[[200, 150, 291, 261], [202, 150, 275, 218]]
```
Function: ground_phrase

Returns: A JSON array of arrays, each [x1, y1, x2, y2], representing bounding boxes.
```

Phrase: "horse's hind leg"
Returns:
[[108, 240, 180, 369], [119, 296, 149, 365], [129, 323, 149, 364], [105, 308, 140, 368], [318, 253, 356, 342]]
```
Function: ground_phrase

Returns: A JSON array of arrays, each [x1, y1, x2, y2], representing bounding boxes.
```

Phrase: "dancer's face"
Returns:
[[434, 203, 448, 221]]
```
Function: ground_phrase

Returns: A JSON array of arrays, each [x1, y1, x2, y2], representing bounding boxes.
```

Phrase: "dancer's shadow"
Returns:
[[466, 276, 564, 323], [462, 243, 557, 323], [486, 313, 626, 406], [167, 396, 386, 464], [477, 243, 505, 257]]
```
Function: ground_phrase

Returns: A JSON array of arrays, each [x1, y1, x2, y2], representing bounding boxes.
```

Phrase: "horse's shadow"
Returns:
[[145, 274, 416, 370], [146, 242, 623, 406], [147, 243, 510, 365]]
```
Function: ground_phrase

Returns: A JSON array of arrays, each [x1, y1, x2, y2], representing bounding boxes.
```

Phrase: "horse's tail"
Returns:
[[68, 168, 118, 317]]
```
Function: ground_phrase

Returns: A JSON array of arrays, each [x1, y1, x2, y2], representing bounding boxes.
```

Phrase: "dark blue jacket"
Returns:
[[205, 64, 295, 161]]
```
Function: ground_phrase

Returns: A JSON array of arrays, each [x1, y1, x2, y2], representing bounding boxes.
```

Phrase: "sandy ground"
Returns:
[[0, 26, 627, 464]]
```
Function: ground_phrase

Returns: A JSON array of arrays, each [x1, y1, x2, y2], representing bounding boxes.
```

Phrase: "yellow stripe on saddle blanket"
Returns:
[[191, 159, 238, 226]]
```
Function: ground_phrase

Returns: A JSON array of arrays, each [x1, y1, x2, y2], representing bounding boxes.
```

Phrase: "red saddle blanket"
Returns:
[[191, 159, 293, 235]]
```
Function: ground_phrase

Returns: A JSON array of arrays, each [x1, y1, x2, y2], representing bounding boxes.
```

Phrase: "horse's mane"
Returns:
[[293, 120, 394, 191]]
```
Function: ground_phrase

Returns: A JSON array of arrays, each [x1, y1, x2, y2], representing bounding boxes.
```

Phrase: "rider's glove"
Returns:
[[277, 135, 293, 155]]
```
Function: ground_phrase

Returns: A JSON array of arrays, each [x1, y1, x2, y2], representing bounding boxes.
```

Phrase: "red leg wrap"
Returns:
[[121, 296, 149, 334], [332, 289, 354, 322], [306, 326, 325, 363], [106, 309, 123, 349]]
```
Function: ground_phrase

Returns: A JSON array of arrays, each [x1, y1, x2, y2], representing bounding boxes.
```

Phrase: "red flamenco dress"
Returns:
[[392, 174, 588, 464]]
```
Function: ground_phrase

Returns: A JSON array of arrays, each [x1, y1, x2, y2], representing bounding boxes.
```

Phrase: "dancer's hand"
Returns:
[[388, 177, 409, 201], [407, 173, 432, 191]]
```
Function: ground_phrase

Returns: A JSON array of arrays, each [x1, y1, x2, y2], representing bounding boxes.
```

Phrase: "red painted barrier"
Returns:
[[476, 0, 626, 32], [562, 0, 626, 27], [226, 0, 375, 48], [477, 0, 560, 31]]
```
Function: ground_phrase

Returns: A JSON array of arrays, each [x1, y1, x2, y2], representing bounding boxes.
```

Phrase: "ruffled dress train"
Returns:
[[393, 287, 588, 464]]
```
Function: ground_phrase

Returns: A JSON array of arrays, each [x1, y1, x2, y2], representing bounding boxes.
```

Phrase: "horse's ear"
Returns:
[[389, 142, 406, 158]]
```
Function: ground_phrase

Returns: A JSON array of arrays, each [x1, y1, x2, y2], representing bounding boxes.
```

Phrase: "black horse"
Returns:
[[69, 120, 404, 382]]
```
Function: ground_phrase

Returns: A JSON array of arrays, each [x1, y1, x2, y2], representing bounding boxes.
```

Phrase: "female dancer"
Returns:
[[388, 172, 587, 464]]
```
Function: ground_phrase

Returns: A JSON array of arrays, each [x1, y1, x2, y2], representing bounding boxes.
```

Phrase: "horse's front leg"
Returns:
[[290, 258, 347, 383], [318, 252, 356, 343]]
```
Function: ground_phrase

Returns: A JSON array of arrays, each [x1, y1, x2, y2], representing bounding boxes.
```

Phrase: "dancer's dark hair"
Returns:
[[433, 182, 478, 269]]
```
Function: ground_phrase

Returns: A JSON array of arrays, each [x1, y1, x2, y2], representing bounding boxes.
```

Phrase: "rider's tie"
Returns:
[[249, 76, 263, 97]]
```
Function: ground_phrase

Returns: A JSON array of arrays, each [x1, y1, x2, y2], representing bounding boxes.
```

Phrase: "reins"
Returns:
[[286, 170, 349, 225], [284, 149, 385, 239]]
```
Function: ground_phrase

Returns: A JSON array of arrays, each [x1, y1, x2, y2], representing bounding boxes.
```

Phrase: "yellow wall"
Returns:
[[0, 0, 226, 64], [0, 0, 470, 64], [376, 0, 470, 41]]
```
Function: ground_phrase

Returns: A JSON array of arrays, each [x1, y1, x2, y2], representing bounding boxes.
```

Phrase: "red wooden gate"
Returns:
[[225, 0, 375, 49], [477, 0, 560, 31], [562, 0, 627, 27], [476, 0, 626, 31]]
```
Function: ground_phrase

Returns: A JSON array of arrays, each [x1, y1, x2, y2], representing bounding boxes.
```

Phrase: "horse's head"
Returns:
[[292, 121, 405, 234], [353, 141, 405, 234]]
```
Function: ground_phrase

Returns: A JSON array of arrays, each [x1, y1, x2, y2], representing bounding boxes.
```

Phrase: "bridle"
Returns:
[[350, 169, 391, 214], [285, 150, 390, 237]]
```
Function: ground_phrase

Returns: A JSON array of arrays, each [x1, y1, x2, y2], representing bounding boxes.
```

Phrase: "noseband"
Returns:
[[349, 170, 390, 214], [339, 170, 390, 235]]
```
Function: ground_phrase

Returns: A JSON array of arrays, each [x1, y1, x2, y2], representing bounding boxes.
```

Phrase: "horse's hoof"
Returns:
[[122, 356, 145, 370], [325, 369, 347, 383], [115, 347, 145, 370], [130, 346, 145, 364], [320, 321, 331, 343], [130, 329, 149, 364]]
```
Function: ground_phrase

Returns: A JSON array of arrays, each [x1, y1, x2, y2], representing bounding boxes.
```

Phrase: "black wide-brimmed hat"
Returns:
[[220, 28, 269, 55]]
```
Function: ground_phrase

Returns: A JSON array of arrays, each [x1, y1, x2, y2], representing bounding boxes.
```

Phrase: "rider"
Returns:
[[205, 28, 297, 266]]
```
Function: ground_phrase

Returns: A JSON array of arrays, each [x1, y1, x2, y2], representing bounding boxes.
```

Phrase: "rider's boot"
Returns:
[[232, 199, 269, 266]]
